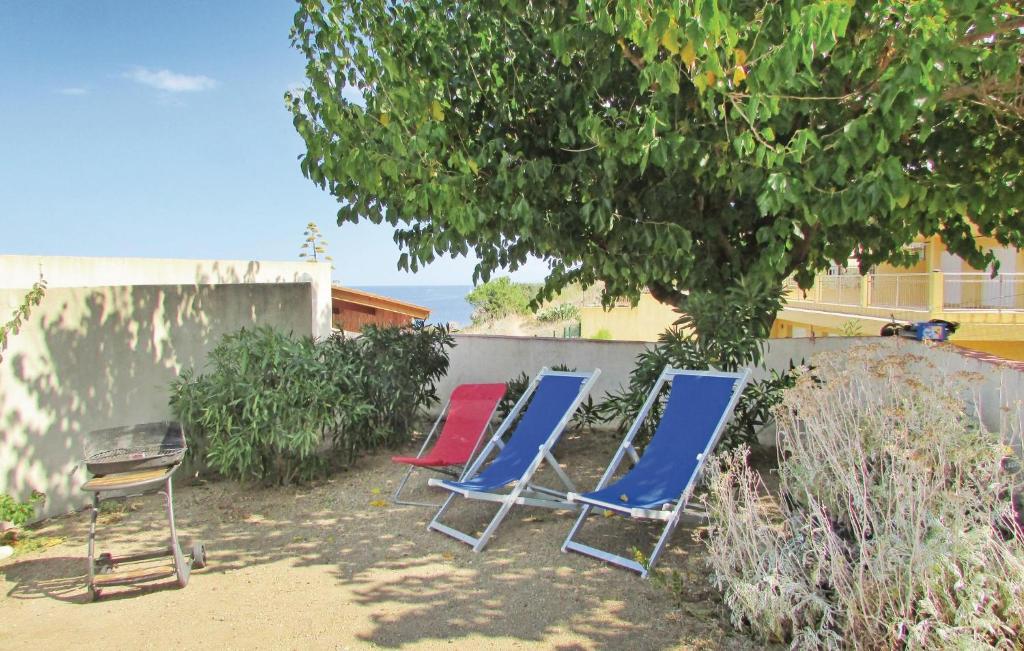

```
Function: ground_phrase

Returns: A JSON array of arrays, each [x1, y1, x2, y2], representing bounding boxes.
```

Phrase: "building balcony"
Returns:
[[785, 271, 1024, 314], [780, 271, 1024, 346]]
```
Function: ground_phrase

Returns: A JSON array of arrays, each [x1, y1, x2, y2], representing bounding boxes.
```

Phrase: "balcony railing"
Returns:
[[818, 274, 861, 306], [943, 273, 1024, 310], [786, 271, 1024, 313], [868, 273, 929, 310]]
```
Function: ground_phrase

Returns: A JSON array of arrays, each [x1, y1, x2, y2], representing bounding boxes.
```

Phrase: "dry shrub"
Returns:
[[703, 345, 1024, 649]]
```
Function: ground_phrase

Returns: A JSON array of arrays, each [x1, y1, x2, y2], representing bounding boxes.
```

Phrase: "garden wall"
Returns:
[[437, 333, 861, 409], [0, 254, 334, 338], [439, 334, 1024, 443], [0, 282, 315, 520]]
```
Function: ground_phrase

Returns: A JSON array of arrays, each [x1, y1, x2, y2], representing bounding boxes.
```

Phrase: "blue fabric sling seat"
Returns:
[[574, 373, 739, 514], [428, 368, 600, 552], [562, 367, 750, 576], [435, 374, 590, 494]]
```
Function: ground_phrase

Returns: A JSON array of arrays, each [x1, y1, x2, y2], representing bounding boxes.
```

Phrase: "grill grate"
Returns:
[[86, 444, 185, 464], [84, 422, 187, 475]]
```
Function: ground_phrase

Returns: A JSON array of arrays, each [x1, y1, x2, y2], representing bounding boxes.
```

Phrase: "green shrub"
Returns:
[[0, 491, 44, 527], [535, 303, 580, 322], [703, 346, 1024, 648], [466, 277, 535, 323], [325, 324, 453, 461], [170, 324, 453, 484], [497, 371, 531, 420], [591, 328, 613, 340], [601, 280, 790, 449]]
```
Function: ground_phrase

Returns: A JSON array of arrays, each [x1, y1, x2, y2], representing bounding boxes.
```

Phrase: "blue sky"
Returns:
[[0, 2, 547, 285]]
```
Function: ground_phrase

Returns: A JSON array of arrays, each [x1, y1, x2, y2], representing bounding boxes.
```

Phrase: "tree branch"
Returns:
[[961, 17, 1024, 44]]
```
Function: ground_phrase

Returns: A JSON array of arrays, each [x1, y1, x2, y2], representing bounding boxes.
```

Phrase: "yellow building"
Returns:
[[579, 236, 1024, 360], [775, 236, 1024, 359], [579, 291, 681, 341]]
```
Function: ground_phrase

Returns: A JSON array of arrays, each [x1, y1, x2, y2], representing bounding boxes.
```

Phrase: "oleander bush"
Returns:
[[702, 346, 1024, 649], [326, 324, 453, 460], [170, 324, 452, 484]]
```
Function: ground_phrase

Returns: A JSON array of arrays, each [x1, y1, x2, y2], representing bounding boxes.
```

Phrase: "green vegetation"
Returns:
[[602, 280, 792, 449], [0, 491, 44, 527], [704, 346, 1024, 647], [535, 303, 580, 323], [0, 276, 46, 364], [838, 319, 864, 337], [170, 324, 453, 484], [591, 329, 613, 341], [465, 277, 536, 323], [289, 0, 1024, 339]]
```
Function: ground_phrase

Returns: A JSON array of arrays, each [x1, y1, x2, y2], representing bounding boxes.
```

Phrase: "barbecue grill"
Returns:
[[81, 421, 206, 602]]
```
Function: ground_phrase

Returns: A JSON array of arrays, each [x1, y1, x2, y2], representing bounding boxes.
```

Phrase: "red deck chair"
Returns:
[[391, 383, 507, 506]]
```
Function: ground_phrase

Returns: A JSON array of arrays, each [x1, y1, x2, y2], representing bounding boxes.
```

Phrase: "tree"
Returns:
[[288, 0, 1023, 327], [0, 275, 46, 364], [465, 277, 534, 323], [299, 220, 334, 269]]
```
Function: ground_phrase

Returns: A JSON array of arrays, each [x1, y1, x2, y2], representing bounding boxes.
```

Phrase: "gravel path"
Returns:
[[0, 430, 772, 650]]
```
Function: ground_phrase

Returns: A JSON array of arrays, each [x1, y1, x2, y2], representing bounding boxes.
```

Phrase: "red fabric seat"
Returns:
[[392, 383, 506, 468]]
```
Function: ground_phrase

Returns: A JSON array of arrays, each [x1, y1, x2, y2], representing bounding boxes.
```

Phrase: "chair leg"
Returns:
[[393, 464, 416, 503], [561, 504, 592, 553], [428, 493, 458, 531], [643, 514, 682, 575], [394, 465, 456, 507], [562, 504, 678, 577], [472, 497, 516, 552], [86, 493, 99, 599], [428, 489, 523, 553]]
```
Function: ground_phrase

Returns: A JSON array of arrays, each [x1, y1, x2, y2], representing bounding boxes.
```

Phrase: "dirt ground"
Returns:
[[0, 430, 775, 650], [460, 315, 579, 338]]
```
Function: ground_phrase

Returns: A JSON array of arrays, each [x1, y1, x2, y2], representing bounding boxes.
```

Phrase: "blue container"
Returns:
[[910, 321, 950, 341]]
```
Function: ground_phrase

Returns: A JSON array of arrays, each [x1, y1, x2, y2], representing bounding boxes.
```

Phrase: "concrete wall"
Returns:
[[438, 334, 868, 407], [438, 335, 651, 405], [437, 334, 1023, 441], [0, 254, 333, 338], [0, 282, 314, 520]]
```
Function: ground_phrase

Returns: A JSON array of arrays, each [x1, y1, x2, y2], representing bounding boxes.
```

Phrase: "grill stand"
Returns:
[[83, 465, 206, 602]]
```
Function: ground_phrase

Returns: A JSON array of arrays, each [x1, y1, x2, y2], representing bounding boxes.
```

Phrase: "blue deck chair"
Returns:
[[427, 367, 601, 552], [562, 367, 750, 576]]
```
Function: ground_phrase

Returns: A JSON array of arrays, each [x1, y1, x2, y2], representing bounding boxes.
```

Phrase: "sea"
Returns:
[[355, 285, 475, 329]]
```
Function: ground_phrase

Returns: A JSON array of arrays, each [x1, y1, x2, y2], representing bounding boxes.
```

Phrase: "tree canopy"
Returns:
[[289, 0, 1023, 313]]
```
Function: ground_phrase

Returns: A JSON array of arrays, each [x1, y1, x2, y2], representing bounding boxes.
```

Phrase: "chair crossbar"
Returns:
[[563, 539, 646, 574], [566, 493, 676, 521]]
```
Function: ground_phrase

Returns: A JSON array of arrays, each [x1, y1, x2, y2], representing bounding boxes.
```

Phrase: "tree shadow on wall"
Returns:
[[1, 282, 308, 520]]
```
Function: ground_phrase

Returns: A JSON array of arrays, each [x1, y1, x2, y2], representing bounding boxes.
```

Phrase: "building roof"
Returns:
[[330, 285, 431, 319]]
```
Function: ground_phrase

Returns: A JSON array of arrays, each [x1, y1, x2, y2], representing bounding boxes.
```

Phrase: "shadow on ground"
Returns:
[[1, 431, 773, 650]]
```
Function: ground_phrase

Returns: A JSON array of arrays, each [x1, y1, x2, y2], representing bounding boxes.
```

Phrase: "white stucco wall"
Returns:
[[437, 334, 650, 406], [438, 334, 1023, 442], [0, 282, 315, 520], [0, 254, 333, 338]]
